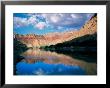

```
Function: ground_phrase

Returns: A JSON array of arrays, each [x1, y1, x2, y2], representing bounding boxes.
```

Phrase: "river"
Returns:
[[14, 49, 97, 75]]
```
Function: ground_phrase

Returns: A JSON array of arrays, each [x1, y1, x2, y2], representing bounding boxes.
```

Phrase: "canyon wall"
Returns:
[[14, 15, 97, 48]]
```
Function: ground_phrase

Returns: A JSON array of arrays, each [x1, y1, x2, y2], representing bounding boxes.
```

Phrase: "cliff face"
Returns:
[[14, 15, 97, 48]]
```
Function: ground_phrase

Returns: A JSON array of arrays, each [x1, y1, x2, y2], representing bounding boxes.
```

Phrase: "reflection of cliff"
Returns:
[[14, 14, 97, 47], [21, 49, 80, 65], [20, 49, 96, 75]]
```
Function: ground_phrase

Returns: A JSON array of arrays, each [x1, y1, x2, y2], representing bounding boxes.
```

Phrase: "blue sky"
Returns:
[[13, 13, 94, 35]]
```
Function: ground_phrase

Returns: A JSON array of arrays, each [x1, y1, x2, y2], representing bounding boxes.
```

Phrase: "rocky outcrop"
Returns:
[[14, 15, 97, 48]]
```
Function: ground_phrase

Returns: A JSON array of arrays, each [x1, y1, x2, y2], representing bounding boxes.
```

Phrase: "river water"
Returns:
[[14, 49, 97, 75]]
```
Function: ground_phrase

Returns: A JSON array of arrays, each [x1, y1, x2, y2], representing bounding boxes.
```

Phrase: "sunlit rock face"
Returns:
[[14, 15, 97, 48]]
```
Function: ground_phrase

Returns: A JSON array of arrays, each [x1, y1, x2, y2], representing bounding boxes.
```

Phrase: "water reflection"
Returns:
[[16, 62, 85, 75], [15, 49, 97, 75]]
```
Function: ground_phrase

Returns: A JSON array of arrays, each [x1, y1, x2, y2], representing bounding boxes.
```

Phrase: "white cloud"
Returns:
[[71, 14, 84, 19], [14, 16, 38, 28], [14, 13, 94, 30], [62, 21, 73, 25], [34, 22, 46, 30], [71, 14, 78, 19], [14, 15, 46, 30], [43, 13, 86, 27], [14, 17, 28, 28], [50, 15, 61, 23], [27, 16, 37, 25], [41, 13, 47, 18]]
